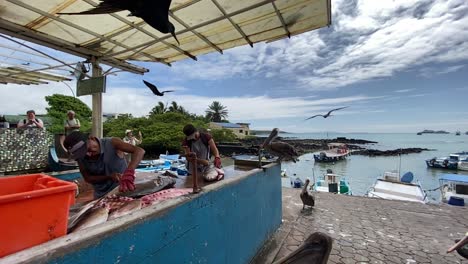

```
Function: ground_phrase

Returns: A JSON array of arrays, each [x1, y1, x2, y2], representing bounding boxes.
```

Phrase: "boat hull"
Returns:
[[425, 159, 458, 170]]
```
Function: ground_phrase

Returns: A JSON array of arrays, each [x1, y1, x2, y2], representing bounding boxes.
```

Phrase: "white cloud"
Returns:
[[169, 0, 468, 91], [394, 89, 415, 93], [0, 82, 377, 121]]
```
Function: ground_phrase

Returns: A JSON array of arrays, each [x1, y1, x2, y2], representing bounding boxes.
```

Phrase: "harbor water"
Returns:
[[279, 132, 468, 203]]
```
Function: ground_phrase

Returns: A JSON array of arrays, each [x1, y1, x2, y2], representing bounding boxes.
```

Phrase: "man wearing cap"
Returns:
[[123, 129, 142, 163], [182, 124, 223, 181], [64, 110, 80, 136], [64, 131, 145, 198], [17, 110, 44, 129]]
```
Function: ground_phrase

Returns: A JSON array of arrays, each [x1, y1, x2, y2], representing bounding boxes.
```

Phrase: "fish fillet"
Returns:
[[108, 200, 142, 220]]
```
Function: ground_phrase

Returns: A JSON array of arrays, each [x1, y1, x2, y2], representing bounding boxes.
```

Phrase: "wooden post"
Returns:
[[190, 153, 201, 193], [91, 57, 103, 138]]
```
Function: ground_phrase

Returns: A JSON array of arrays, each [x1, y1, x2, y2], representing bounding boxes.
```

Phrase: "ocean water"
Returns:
[[279, 132, 468, 203]]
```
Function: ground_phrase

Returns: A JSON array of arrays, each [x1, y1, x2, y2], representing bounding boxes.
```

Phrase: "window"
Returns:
[[239, 130, 243, 133]]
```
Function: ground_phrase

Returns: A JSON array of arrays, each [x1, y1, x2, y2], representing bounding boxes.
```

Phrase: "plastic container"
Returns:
[[448, 196, 465, 206], [0, 174, 77, 257]]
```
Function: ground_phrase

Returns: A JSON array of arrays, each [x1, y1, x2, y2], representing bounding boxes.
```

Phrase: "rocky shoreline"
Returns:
[[217, 137, 433, 157]]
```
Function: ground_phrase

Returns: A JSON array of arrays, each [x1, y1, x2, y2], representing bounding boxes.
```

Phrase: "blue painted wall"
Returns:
[[51, 165, 282, 264]]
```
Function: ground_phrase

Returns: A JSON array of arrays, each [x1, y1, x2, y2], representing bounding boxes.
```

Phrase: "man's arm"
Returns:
[[78, 161, 119, 184], [111, 138, 145, 170], [33, 119, 44, 129], [208, 139, 220, 159], [17, 120, 26, 128], [72, 119, 81, 129]]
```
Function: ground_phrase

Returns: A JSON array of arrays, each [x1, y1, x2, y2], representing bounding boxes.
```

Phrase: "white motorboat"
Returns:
[[439, 173, 468, 206], [366, 171, 427, 203], [314, 172, 352, 195]]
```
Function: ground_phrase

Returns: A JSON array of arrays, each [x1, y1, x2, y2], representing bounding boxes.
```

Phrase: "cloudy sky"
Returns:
[[1, 0, 468, 133]]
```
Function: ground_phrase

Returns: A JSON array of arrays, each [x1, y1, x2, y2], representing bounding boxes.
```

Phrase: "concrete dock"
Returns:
[[253, 188, 468, 264]]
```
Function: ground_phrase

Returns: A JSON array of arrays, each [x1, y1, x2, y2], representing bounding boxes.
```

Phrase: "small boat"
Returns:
[[456, 131, 461, 136], [313, 143, 349, 163], [425, 153, 466, 170], [314, 171, 352, 195], [366, 171, 427, 203], [458, 158, 468, 171], [417, 132, 423, 135], [439, 173, 468, 206], [232, 154, 276, 167]]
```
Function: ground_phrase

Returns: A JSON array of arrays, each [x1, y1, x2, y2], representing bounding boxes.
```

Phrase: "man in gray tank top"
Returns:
[[64, 131, 145, 198]]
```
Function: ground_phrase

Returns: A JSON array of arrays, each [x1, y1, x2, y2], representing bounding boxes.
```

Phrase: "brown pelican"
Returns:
[[273, 232, 333, 264], [305, 106, 349, 120], [261, 128, 299, 163], [447, 232, 468, 259], [300, 179, 315, 210]]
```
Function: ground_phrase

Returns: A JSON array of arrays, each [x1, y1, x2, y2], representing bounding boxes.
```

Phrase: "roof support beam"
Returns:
[[210, 0, 253, 47], [272, 2, 291, 38], [106, 0, 276, 58], [169, 12, 223, 54], [0, 19, 148, 74], [7, 0, 163, 64]]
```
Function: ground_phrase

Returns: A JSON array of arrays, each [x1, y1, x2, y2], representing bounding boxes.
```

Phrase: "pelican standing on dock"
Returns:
[[260, 128, 299, 163], [300, 179, 315, 210]]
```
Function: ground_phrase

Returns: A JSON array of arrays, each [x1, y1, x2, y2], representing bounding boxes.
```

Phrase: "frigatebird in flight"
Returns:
[[143, 80, 174, 96], [305, 106, 349, 120], [58, 0, 180, 45]]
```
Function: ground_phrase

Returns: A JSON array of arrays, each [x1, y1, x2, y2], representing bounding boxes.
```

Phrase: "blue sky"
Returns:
[[1, 0, 468, 133]]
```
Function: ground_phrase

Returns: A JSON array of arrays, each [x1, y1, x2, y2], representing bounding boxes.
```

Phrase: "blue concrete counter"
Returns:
[[2, 164, 282, 264]]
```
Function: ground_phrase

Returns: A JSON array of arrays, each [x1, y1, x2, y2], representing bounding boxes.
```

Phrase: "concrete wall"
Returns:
[[3, 164, 282, 264]]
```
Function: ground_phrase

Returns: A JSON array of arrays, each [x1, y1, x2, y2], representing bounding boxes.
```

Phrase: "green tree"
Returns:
[[168, 101, 188, 115], [205, 101, 228, 122], [209, 128, 237, 142], [149, 101, 167, 116], [45, 94, 92, 134]]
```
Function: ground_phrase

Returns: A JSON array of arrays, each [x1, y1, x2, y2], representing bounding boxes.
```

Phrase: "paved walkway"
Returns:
[[252, 188, 468, 264]]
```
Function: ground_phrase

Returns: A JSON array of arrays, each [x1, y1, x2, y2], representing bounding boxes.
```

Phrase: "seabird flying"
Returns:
[[305, 106, 349, 120], [143, 80, 174, 96]]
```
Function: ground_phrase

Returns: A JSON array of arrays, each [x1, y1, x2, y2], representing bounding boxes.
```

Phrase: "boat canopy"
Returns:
[[439, 174, 468, 183]]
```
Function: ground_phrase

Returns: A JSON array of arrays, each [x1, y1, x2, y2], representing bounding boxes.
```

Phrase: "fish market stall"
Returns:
[[1, 163, 282, 263]]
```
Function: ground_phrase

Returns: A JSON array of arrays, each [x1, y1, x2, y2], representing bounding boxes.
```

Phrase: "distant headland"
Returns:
[[417, 129, 450, 135]]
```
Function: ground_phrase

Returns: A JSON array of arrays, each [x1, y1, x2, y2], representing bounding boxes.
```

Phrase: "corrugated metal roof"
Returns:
[[213, 122, 243, 128], [0, 0, 331, 74]]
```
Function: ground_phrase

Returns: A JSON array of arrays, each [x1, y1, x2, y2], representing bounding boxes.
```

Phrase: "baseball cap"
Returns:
[[64, 131, 88, 160], [26, 110, 35, 114], [125, 129, 132, 134], [183, 124, 197, 140]]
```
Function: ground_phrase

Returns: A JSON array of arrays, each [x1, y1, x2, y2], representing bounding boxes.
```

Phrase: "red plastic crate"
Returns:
[[0, 173, 77, 257]]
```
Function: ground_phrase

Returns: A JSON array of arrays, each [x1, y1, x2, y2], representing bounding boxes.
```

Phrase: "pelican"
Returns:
[[447, 232, 468, 259], [273, 232, 333, 264], [261, 128, 299, 163], [300, 179, 315, 210]]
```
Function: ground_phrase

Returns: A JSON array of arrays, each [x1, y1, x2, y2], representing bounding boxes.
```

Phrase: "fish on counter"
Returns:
[[71, 206, 110, 232], [141, 188, 192, 208], [108, 200, 142, 221], [118, 176, 176, 198]]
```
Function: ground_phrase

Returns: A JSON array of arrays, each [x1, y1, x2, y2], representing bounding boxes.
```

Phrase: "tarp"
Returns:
[[0, 0, 331, 74], [439, 174, 468, 183]]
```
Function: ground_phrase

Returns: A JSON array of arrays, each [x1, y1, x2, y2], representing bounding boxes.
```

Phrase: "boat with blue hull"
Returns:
[[313, 143, 350, 163], [426, 152, 468, 170]]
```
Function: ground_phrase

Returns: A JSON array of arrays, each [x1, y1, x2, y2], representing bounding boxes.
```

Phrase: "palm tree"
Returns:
[[206, 101, 228, 122], [150, 101, 167, 115], [168, 101, 189, 115]]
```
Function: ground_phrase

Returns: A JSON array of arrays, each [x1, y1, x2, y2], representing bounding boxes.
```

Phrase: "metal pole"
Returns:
[[190, 153, 201, 193], [91, 57, 103, 137], [62, 82, 75, 97]]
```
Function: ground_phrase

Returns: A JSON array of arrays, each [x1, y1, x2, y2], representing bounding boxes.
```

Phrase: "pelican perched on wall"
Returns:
[[261, 128, 299, 163]]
